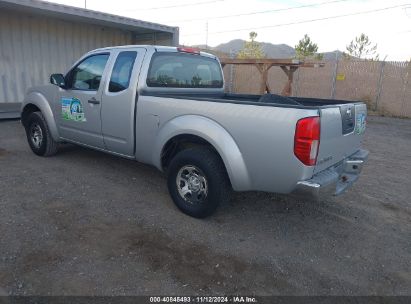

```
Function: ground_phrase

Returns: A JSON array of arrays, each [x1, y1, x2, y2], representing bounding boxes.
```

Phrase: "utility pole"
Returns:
[[84, 0, 87, 9]]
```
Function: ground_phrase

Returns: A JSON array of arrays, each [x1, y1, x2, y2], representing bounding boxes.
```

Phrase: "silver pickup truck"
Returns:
[[21, 45, 368, 218]]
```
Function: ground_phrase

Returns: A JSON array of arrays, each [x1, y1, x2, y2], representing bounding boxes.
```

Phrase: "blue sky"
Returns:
[[48, 0, 411, 60]]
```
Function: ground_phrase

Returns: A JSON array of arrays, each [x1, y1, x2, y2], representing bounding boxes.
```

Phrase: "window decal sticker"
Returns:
[[355, 112, 366, 135], [61, 97, 86, 122]]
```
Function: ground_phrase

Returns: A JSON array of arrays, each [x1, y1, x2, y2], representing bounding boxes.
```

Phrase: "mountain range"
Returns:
[[193, 39, 344, 61]]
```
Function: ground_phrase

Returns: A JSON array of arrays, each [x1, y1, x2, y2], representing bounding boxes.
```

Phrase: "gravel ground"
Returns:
[[0, 116, 410, 296]]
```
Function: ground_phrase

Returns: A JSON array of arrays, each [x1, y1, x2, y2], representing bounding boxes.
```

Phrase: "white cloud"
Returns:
[[48, 0, 411, 60]]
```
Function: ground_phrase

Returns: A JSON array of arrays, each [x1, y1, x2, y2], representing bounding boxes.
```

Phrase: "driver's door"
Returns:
[[57, 52, 111, 148]]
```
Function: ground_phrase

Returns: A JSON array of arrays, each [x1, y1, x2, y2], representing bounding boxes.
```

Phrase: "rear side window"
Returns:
[[147, 52, 223, 88], [109, 51, 137, 92]]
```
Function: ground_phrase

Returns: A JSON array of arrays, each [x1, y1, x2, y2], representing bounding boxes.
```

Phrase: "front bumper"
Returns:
[[292, 149, 369, 199]]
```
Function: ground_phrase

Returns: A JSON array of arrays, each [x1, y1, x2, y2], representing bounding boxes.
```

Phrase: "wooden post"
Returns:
[[255, 63, 273, 94], [280, 66, 298, 96]]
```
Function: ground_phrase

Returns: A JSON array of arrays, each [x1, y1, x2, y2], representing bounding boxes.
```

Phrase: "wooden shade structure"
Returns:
[[220, 58, 325, 96]]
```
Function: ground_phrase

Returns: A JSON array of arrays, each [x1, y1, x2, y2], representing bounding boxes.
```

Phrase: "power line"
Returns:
[[166, 0, 351, 23], [181, 3, 411, 37], [125, 0, 224, 12]]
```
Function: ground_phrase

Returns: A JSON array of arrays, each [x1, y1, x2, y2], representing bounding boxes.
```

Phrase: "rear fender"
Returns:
[[154, 115, 251, 191]]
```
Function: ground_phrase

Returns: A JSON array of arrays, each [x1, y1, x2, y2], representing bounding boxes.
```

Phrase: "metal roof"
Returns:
[[0, 0, 179, 34]]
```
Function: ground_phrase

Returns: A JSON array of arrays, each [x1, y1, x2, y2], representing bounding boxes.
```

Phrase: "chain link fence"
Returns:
[[223, 60, 411, 118]]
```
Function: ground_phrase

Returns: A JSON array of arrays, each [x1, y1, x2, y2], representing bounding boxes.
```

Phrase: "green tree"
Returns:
[[237, 32, 265, 59], [345, 33, 379, 60], [295, 34, 323, 60]]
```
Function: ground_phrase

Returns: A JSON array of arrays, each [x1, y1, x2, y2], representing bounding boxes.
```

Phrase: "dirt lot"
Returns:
[[0, 116, 410, 296]]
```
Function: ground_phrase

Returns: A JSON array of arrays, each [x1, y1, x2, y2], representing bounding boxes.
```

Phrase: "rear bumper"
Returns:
[[292, 149, 369, 199]]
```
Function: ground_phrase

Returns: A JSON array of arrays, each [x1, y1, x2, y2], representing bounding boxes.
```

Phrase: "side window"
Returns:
[[109, 51, 137, 93], [68, 54, 109, 90]]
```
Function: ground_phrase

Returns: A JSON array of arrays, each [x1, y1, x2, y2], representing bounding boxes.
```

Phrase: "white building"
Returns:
[[0, 0, 179, 117]]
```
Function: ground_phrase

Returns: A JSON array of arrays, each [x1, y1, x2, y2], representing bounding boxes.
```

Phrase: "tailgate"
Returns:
[[314, 103, 367, 174]]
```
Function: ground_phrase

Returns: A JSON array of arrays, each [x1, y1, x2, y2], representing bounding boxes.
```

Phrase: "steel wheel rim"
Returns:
[[30, 123, 43, 149], [176, 165, 208, 204]]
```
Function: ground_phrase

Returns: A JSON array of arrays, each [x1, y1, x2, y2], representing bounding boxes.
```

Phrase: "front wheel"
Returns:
[[167, 147, 231, 218], [25, 111, 58, 156]]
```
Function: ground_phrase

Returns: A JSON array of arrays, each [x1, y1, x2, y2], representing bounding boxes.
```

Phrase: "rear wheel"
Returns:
[[25, 111, 58, 156], [167, 147, 231, 218]]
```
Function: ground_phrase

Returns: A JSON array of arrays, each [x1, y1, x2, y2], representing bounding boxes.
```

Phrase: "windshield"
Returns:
[[147, 52, 223, 88]]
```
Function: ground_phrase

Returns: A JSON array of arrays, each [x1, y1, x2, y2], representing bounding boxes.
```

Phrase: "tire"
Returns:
[[25, 111, 58, 156], [167, 147, 231, 218]]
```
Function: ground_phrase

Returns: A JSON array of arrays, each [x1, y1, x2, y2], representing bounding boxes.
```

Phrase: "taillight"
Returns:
[[177, 47, 200, 54], [294, 116, 320, 166]]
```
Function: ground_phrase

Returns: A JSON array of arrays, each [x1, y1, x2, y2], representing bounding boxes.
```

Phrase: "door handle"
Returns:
[[88, 97, 100, 105]]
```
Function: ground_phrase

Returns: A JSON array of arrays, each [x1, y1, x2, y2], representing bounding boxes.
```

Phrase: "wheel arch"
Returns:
[[154, 115, 251, 191], [21, 92, 60, 141]]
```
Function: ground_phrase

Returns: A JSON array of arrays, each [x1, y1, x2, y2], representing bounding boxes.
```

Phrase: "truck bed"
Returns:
[[140, 90, 366, 182], [141, 92, 358, 109]]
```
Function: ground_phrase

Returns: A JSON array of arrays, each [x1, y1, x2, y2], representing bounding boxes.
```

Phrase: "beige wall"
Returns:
[[0, 9, 134, 103], [224, 60, 411, 118]]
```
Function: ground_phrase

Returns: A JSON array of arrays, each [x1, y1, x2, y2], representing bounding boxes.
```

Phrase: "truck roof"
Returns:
[[91, 45, 218, 59]]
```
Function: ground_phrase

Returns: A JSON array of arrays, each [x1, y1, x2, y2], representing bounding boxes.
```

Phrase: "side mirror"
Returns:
[[50, 74, 66, 88]]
